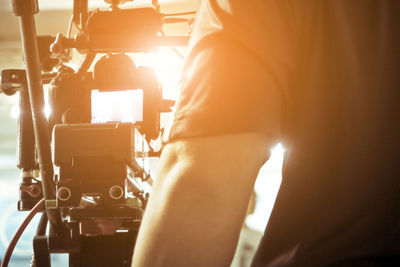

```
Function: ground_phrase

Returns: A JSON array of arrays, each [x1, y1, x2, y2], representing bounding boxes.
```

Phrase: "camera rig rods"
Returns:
[[12, 0, 63, 231]]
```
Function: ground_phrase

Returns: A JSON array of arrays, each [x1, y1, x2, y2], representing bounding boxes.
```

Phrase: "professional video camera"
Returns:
[[0, 0, 194, 266]]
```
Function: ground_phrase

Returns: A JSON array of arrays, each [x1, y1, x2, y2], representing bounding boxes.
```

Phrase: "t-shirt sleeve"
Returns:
[[168, 0, 294, 142]]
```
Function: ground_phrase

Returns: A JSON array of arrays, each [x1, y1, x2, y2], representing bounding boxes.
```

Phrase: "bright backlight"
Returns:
[[9, 104, 51, 119], [148, 48, 184, 100]]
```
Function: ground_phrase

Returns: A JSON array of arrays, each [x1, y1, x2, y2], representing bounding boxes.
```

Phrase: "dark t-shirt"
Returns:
[[169, 1, 400, 266]]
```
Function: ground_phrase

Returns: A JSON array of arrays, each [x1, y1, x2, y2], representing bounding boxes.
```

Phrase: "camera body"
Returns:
[[48, 51, 170, 212], [54, 123, 136, 207]]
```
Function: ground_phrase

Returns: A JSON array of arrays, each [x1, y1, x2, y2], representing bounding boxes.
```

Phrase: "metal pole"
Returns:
[[12, 0, 62, 230], [17, 77, 36, 173]]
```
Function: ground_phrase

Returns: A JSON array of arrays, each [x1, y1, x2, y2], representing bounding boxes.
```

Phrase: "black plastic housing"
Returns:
[[53, 123, 136, 207]]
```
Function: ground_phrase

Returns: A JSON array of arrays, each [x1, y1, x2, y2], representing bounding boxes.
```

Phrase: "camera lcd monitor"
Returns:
[[91, 89, 143, 123]]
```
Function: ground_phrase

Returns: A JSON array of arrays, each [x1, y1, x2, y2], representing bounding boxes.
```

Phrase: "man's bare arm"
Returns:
[[132, 133, 273, 267]]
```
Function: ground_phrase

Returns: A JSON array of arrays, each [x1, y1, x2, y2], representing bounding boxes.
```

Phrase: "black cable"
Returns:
[[1, 199, 45, 267]]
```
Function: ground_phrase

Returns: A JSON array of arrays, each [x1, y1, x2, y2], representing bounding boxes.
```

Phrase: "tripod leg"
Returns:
[[33, 213, 51, 267], [12, 0, 63, 232]]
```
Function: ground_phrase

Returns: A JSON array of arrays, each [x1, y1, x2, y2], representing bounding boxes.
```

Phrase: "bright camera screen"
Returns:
[[91, 89, 143, 123]]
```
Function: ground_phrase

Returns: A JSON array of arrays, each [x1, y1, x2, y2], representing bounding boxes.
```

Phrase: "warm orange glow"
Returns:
[[147, 47, 184, 100], [9, 104, 52, 119]]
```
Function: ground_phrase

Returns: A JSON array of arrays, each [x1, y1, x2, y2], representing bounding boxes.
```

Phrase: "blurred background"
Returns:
[[0, 0, 283, 266]]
